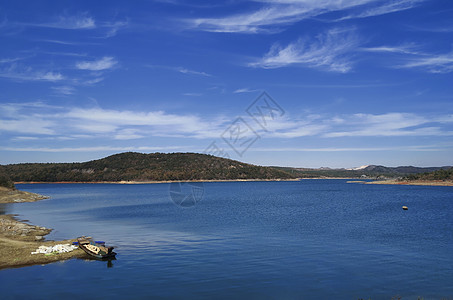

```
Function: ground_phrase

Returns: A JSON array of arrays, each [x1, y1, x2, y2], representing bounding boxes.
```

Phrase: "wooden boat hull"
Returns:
[[77, 236, 116, 259]]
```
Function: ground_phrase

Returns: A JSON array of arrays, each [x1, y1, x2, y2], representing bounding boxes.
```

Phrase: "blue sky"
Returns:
[[0, 0, 452, 168]]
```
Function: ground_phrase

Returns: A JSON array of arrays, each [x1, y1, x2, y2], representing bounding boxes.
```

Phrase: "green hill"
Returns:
[[1, 152, 297, 183], [0, 166, 15, 189], [404, 167, 453, 181]]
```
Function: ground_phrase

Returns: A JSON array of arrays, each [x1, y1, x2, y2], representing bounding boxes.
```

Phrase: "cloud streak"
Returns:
[[178, 67, 212, 77], [0, 64, 64, 81], [362, 45, 453, 73], [323, 113, 453, 137], [22, 12, 96, 29], [0, 146, 187, 153], [399, 52, 453, 73], [336, 0, 424, 21], [76, 56, 118, 71], [233, 88, 261, 93], [1, 103, 452, 145], [188, 0, 425, 33], [249, 27, 359, 72]]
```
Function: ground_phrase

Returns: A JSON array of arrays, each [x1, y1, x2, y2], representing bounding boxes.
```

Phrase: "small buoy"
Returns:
[[402, 206, 408, 210]]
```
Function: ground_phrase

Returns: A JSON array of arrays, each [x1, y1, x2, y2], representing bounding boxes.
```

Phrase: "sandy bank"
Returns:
[[348, 180, 453, 187], [0, 215, 86, 270], [0, 188, 88, 270]]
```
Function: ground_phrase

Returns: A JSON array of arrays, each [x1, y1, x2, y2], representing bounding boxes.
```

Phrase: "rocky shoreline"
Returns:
[[0, 186, 49, 203], [0, 215, 51, 242], [0, 187, 86, 270]]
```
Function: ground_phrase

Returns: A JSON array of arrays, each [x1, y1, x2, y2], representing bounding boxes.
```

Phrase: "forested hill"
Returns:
[[404, 167, 453, 181], [1, 152, 297, 182], [0, 166, 15, 189]]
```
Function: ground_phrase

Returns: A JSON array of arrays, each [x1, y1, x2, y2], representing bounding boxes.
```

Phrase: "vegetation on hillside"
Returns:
[[404, 167, 453, 181], [275, 165, 452, 179], [1, 152, 297, 182], [0, 166, 15, 189]]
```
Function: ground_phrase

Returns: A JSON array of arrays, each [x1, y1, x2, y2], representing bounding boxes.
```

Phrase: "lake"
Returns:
[[1, 180, 452, 299]]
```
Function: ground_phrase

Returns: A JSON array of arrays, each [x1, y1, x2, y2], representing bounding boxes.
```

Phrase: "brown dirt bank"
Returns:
[[0, 215, 86, 270], [0, 236, 86, 270], [0, 188, 88, 270], [366, 180, 453, 186]]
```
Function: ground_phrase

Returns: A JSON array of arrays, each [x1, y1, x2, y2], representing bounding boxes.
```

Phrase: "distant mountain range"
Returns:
[[275, 164, 453, 178], [346, 165, 451, 174], [0, 152, 451, 184]]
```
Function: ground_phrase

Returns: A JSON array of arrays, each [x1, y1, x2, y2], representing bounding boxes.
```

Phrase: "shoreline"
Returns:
[[14, 178, 302, 185], [0, 188, 86, 270], [14, 178, 385, 185], [367, 180, 453, 186], [348, 180, 453, 187], [0, 187, 50, 203]]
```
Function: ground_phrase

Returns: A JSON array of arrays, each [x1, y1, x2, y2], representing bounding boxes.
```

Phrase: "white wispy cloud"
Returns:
[[249, 27, 359, 72], [114, 129, 145, 140], [0, 57, 27, 64], [182, 92, 203, 96], [323, 113, 453, 137], [0, 103, 226, 140], [233, 88, 261, 93], [360, 45, 420, 55], [102, 20, 128, 38], [251, 145, 445, 152], [178, 67, 212, 77], [399, 52, 453, 73], [0, 119, 56, 135], [51, 86, 75, 95], [64, 108, 194, 127], [42, 51, 87, 57], [0, 146, 187, 153], [337, 0, 424, 21], [0, 106, 57, 135], [0, 64, 64, 81], [76, 56, 117, 71], [2, 102, 452, 144], [245, 112, 453, 139], [36, 39, 82, 45], [188, 0, 424, 33], [82, 77, 105, 85], [23, 12, 96, 29], [363, 45, 453, 73], [146, 65, 212, 77]]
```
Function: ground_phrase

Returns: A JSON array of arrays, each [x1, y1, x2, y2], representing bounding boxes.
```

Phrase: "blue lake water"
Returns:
[[1, 180, 452, 299]]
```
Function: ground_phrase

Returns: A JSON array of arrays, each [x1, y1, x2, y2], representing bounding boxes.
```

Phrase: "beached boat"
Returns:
[[77, 236, 116, 259]]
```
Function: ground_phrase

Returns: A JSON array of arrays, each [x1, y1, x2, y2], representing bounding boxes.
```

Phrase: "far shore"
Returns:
[[14, 178, 302, 185], [348, 180, 453, 187], [367, 180, 453, 186], [14, 178, 453, 187], [13, 177, 397, 184]]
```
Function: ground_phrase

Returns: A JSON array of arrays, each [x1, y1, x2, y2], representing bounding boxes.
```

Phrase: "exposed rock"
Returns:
[[0, 187, 49, 204], [0, 215, 51, 241]]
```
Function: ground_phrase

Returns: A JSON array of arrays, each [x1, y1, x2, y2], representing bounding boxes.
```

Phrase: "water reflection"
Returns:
[[78, 256, 116, 268]]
